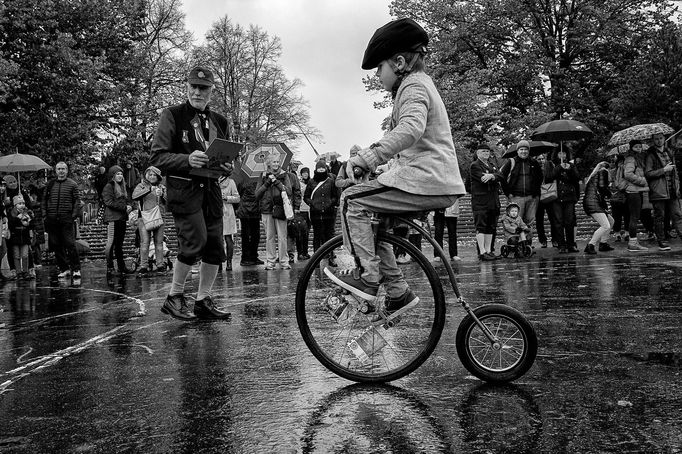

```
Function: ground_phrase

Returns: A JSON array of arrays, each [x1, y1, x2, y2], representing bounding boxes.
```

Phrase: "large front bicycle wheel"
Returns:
[[296, 233, 445, 383], [456, 304, 537, 383]]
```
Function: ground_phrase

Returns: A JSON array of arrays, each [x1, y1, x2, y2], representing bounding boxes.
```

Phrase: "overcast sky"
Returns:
[[182, 0, 394, 168]]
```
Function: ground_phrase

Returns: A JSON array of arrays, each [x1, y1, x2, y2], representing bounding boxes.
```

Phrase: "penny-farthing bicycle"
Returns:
[[295, 212, 537, 383]]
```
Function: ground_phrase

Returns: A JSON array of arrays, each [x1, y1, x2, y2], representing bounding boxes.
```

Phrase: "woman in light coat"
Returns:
[[132, 166, 166, 273], [220, 164, 240, 270]]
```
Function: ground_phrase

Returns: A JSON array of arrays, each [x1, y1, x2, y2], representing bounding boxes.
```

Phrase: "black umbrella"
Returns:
[[502, 141, 558, 159], [530, 119, 594, 142]]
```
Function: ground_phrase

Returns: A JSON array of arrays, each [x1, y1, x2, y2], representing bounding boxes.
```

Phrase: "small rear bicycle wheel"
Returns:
[[456, 304, 537, 383], [296, 233, 445, 383]]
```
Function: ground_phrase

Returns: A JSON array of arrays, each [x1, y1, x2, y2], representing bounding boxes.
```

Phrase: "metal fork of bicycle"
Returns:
[[295, 213, 537, 383]]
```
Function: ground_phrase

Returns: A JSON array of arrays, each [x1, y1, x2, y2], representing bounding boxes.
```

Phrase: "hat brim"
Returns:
[[187, 78, 214, 87]]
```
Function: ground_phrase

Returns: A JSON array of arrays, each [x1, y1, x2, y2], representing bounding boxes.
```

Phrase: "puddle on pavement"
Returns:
[[621, 352, 681, 367]]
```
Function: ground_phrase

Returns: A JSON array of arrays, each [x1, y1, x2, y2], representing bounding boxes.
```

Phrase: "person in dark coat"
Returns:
[[582, 161, 614, 254], [236, 179, 263, 266], [102, 165, 132, 275], [545, 148, 581, 253], [644, 132, 682, 251], [42, 162, 82, 278], [470, 144, 504, 260], [304, 160, 339, 263], [150, 66, 233, 321], [27, 185, 45, 267]]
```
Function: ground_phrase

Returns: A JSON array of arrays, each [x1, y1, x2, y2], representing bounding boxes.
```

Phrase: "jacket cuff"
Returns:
[[357, 148, 378, 171]]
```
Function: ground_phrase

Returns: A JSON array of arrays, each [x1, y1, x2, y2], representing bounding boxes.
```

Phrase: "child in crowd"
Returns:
[[501, 203, 530, 249], [7, 195, 34, 279], [324, 18, 464, 321]]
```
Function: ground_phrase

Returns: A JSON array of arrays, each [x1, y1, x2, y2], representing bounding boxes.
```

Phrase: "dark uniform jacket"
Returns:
[[150, 101, 230, 218], [469, 158, 503, 214]]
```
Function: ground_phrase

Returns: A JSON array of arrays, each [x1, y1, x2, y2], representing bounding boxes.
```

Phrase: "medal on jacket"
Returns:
[[191, 119, 207, 150]]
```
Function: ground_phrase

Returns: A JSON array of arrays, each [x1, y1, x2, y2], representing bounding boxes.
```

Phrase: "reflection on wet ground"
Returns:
[[0, 248, 681, 453]]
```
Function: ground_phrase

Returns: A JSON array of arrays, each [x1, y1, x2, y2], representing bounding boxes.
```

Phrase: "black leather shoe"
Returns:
[[255, 258, 265, 265], [161, 294, 197, 321], [194, 296, 231, 320]]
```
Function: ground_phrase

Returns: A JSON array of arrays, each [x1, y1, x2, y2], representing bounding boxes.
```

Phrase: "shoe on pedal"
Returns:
[[324, 267, 379, 301]]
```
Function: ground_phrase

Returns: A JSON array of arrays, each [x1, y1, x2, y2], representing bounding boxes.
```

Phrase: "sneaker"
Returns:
[[658, 241, 671, 251], [598, 243, 614, 252], [451, 256, 462, 261], [156, 264, 167, 272], [57, 270, 71, 279], [297, 254, 310, 261], [264, 264, 275, 270], [138, 267, 149, 275], [584, 243, 597, 255], [379, 289, 420, 321], [324, 267, 379, 301], [627, 240, 648, 252], [255, 258, 265, 265], [281, 263, 291, 270], [72, 270, 81, 278], [396, 254, 411, 264], [433, 256, 441, 262], [240, 260, 256, 266]]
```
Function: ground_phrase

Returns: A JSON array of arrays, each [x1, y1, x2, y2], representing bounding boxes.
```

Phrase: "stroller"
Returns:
[[131, 230, 173, 272]]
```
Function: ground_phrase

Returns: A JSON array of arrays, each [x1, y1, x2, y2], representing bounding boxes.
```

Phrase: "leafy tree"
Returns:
[[0, 0, 144, 178], [384, 0, 679, 163], [194, 17, 317, 153]]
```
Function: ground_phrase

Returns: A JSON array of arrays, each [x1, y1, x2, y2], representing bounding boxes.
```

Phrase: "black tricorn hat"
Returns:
[[361, 18, 429, 70]]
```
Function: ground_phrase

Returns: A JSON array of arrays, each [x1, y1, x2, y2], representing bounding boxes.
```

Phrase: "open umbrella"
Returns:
[[604, 144, 629, 156], [608, 123, 674, 147], [238, 142, 293, 181], [530, 119, 594, 142], [0, 152, 51, 185], [502, 141, 557, 159]]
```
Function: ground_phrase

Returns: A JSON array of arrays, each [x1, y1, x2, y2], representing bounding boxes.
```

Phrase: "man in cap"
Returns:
[[150, 66, 233, 321], [42, 161, 82, 278], [500, 140, 542, 247]]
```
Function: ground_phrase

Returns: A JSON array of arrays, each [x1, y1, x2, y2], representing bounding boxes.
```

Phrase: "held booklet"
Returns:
[[189, 139, 243, 179]]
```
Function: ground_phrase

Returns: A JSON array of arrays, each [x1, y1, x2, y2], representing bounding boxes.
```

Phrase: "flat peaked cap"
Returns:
[[361, 18, 429, 70], [187, 66, 214, 86]]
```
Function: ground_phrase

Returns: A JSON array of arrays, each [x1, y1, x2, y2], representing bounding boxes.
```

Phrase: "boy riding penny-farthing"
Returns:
[[324, 18, 464, 322], [296, 18, 537, 383]]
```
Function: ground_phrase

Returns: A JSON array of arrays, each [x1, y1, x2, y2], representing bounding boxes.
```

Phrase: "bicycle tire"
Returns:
[[456, 304, 537, 383], [296, 233, 446, 383]]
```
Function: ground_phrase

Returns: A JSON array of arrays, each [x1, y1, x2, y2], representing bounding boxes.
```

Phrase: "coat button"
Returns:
[[200, 183, 204, 188]]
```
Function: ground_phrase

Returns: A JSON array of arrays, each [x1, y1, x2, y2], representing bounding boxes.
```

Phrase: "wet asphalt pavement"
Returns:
[[0, 243, 681, 453]]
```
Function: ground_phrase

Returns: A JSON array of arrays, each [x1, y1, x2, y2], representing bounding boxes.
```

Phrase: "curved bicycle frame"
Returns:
[[380, 215, 499, 344]]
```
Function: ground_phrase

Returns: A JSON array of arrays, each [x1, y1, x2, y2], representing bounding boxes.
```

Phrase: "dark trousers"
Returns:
[[433, 211, 458, 258], [106, 220, 127, 269], [293, 211, 310, 255], [552, 201, 576, 248], [536, 202, 557, 244], [652, 198, 682, 241], [611, 200, 629, 233], [311, 215, 335, 252], [626, 192, 643, 239], [47, 220, 80, 272], [239, 217, 261, 261]]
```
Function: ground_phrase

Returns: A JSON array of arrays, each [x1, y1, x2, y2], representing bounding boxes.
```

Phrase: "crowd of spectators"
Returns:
[[0, 130, 680, 281]]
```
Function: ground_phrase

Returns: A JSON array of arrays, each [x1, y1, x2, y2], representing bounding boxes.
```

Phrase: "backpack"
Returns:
[[613, 161, 627, 191]]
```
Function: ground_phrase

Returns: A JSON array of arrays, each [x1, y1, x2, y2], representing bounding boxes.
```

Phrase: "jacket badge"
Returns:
[[182, 130, 189, 143]]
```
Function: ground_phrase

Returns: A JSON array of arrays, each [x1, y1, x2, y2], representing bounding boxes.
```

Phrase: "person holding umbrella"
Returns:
[[545, 147, 581, 253]]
